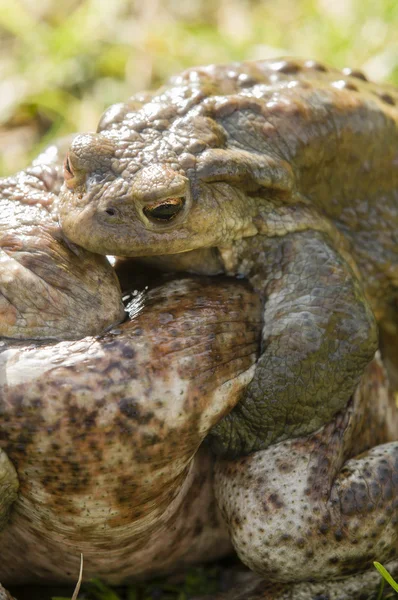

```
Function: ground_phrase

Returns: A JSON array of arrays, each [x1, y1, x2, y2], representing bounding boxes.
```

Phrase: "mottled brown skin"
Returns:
[[0, 276, 261, 585], [197, 353, 398, 600], [1, 340, 397, 598], [58, 57, 398, 456], [0, 139, 125, 341]]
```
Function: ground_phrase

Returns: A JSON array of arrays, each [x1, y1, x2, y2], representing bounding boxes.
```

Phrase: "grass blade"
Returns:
[[374, 562, 398, 594], [71, 554, 84, 600]]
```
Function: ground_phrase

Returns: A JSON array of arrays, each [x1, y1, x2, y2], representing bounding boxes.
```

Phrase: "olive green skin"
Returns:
[[58, 57, 398, 455]]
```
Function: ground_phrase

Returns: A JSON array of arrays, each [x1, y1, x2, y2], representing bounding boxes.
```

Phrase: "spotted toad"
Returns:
[[59, 58, 397, 457]]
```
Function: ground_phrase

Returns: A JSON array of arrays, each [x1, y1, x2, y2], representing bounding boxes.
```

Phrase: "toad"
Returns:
[[0, 142, 397, 600], [58, 58, 398, 457]]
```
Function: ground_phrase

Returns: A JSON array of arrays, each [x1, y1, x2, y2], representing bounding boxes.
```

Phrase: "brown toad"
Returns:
[[0, 143, 397, 600], [58, 57, 398, 456]]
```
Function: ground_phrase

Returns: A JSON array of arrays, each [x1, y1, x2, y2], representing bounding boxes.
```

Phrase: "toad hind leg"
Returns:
[[214, 356, 398, 583], [210, 230, 378, 457], [204, 559, 398, 600]]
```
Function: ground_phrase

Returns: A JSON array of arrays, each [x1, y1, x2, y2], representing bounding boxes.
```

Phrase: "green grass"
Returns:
[[374, 563, 398, 598]]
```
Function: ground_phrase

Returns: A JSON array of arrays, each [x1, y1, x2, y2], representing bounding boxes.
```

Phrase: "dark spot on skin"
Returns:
[[118, 397, 154, 424], [342, 67, 368, 81], [379, 92, 396, 106], [273, 60, 301, 74], [83, 411, 98, 429], [121, 345, 136, 359], [334, 529, 344, 541], [118, 398, 140, 420], [276, 460, 294, 473], [269, 493, 285, 509], [344, 82, 358, 91], [304, 60, 327, 72]]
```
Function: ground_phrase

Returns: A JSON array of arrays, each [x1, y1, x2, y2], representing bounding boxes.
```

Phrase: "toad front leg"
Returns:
[[211, 230, 378, 457]]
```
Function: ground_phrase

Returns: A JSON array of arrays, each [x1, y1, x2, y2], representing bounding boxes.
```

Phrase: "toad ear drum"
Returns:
[[196, 148, 294, 195]]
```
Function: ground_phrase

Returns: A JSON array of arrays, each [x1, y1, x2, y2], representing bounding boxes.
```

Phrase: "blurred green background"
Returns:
[[0, 0, 398, 176]]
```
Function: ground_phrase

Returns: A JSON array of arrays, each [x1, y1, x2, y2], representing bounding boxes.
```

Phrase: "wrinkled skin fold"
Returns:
[[0, 276, 262, 583], [58, 57, 398, 456], [210, 230, 378, 455], [0, 140, 124, 341]]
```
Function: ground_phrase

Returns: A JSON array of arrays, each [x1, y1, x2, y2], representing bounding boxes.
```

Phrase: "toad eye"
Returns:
[[143, 197, 185, 223]]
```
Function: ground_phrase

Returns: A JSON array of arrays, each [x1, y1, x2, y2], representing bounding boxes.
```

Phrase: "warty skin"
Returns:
[[58, 57, 398, 456]]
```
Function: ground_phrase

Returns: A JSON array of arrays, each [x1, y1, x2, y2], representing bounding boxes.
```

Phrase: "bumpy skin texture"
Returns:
[[215, 355, 398, 586], [58, 57, 398, 455], [211, 231, 378, 454], [200, 559, 398, 600], [0, 275, 261, 584], [0, 140, 125, 341]]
